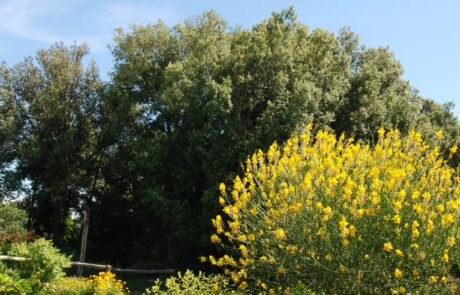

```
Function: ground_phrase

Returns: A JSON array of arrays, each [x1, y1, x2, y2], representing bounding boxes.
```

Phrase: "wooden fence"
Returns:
[[0, 255, 175, 275]]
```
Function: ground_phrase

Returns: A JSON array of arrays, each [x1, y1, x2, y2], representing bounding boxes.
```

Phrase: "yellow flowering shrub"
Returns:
[[208, 125, 460, 294], [44, 272, 128, 295]]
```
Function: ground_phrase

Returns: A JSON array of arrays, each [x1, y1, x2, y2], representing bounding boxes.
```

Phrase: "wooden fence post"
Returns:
[[78, 208, 90, 277]]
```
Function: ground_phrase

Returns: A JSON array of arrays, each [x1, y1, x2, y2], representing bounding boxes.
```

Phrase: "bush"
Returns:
[[7, 238, 71, 291], [43, 272, 127, 295], [42, 277, 94, 295], [144, 270, 234, 294], [0, 262, 32, 294], [208, 126, 460, 294]]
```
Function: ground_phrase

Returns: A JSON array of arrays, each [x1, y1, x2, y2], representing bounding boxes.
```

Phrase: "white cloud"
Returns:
[[0, 0, 71, 43], [0, 0, 178, 53]]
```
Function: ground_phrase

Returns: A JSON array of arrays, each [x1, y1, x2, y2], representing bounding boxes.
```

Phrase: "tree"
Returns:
[[0, 43, 103, 247]]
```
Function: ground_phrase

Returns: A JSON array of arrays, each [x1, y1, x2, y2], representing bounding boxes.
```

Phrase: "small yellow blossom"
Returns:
[[441, 214, 455, 226], [394, 268, 403, 279], [441, 276, 448, 284], [436, 130, 443, 139], [442, 251, 449, 263], [211, 234, 221, 244], [219, 182, 226, 194], [393, 201, 403, 211], [384, 242, 394, 252], [275, 228, 286, 239], [429, 276, 438, 284]]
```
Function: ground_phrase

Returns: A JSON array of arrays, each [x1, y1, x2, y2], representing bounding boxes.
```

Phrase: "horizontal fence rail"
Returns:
[[0, 255, 175, 275]]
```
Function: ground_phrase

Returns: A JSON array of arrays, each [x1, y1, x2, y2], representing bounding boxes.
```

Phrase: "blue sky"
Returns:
[[1, 0, 459, 118]]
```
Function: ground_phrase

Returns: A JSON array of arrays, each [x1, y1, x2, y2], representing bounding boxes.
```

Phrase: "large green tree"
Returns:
[[0, 43, 103, 247]]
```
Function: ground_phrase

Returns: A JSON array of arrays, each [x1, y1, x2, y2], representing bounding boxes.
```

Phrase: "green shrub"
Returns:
[[209, 127, 460, 294], [0, 262, 32, 294], [7, 238, 70, 291], [144, 270, 235, 294]]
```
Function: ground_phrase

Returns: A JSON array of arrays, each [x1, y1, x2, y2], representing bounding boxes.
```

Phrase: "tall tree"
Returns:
[[0, 43, 102, 247]]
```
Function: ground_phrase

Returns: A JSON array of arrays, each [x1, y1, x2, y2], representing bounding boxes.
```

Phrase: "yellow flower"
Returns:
[[211, 234, 221, 244], [394, 268, 403, 279], [212, 282, 220, 292], [441, 214, 455, 226], [393, 201, 403, 211], [323, 206, 332, 214], [442, 251, 449, 263], [239, 244, 248, 257], [384, 241, 394, 252], [395, 249, 403, 257], [436, 130, 443, 139], [219, 182, 226, 193], [316, 201, 323, 209], [429, 276, 438, 284], [275, 228, 286, 239], [392, 214, 401, 224], [436, 204, 445, 213], [339, 216, 348, 229]]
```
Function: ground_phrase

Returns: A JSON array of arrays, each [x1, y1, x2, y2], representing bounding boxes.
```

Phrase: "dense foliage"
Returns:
[[210, 127, 460, 294], [0, 7, 459, 269]]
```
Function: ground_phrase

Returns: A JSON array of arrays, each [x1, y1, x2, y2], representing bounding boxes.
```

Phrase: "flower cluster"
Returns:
[[88, 272, 128, 295], [44, 276, 94, 294], [207, 125, 460, 294], [45, 272, 128, 294]]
